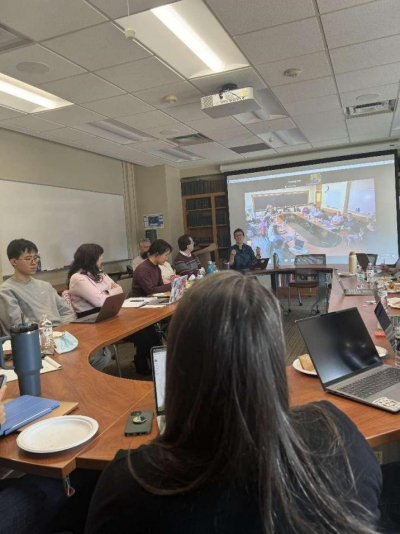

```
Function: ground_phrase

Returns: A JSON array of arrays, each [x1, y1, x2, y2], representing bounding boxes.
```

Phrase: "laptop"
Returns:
[[150, 275, 187, 307], [252, 258, 269, 270], [296, 308, 400, 413], [356, 253, 370, 270], [151, 346, 167, 433], [72, 292, 125, 323], [289, 239, 308, 254], [374, 301, 400, 349], [335, 269, 373, 296]]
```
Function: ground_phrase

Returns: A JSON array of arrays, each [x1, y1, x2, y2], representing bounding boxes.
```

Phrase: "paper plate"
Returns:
[[388, 299, 400, 309], [292, 358, 317, 376], [375, 345, 388, 358], [17, 416, 98, 453]]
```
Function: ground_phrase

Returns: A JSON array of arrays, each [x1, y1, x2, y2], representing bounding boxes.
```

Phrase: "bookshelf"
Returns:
[[181, 181, 230, 266]]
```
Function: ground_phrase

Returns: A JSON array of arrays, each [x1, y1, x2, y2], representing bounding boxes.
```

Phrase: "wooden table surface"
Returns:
[[2, 269, 400, 477]]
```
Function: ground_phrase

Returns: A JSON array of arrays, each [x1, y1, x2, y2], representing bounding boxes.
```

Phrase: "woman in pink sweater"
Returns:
[[67, 244, 123, 314]]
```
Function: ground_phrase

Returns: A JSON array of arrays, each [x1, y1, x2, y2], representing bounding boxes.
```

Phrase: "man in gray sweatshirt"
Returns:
[[0, 239, 75, 335]]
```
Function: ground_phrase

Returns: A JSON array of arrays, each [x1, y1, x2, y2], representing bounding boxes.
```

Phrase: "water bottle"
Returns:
[[39, 315, 55, 355], [377, 281, 388, 309], [366, 262, 374, 286], [395, 326, 400, 367], [356, 265, 364, 289], [206, 261, 215, 275]]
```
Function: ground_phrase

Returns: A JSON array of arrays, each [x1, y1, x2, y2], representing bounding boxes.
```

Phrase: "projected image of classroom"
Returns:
[[227, 154, 398, 264]]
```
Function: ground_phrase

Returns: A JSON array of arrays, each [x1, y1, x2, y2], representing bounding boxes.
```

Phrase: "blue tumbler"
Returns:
[[0, 322, 42, 396]]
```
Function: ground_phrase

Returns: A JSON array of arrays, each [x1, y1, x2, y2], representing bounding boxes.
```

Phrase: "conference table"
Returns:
[[1, 268, 399, 480]]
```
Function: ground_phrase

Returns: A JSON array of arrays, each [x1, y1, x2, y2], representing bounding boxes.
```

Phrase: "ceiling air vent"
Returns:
[[230, 143, 271, 154], [345, 100, 396, 119], [168, 133, 211, 146]]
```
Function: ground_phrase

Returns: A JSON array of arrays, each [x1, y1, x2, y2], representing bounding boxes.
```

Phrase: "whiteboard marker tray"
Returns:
[[17, 416, 98, 453]]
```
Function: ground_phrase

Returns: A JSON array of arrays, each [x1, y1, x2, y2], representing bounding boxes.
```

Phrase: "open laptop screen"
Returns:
[[152, 346, 167, 415], [296, 308, 381, 387], [294, 239, 304, 249]]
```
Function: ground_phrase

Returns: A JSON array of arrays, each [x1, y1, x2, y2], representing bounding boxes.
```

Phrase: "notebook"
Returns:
[[72, 292, 125, 323], [0, 356, 62, 383], [151, 346, 167, 433], [0, 396, 60, 436], [296, 308, 400, 413]]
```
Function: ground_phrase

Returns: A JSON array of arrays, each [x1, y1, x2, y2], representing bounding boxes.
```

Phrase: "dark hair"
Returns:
[[130, 272, 376, 534], [67, 243, 104, 286], [233, 228, 244, 237], [149, 239, 172, 257], [7, 239, 38, 260], [177, 235, 191, 251]]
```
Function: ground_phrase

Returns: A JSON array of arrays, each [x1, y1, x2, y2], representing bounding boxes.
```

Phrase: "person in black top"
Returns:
[[229, 228, 256, 270], [86, 272, 382, 534]]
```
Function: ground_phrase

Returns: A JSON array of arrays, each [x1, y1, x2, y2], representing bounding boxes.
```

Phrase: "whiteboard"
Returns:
[[0, 180, 129, 276]]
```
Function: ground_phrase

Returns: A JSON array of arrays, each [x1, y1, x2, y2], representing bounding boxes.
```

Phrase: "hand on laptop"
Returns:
[[0, 386, 7, 425]]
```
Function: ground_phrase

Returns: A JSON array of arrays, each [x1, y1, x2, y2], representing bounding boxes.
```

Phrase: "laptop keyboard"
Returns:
[[74, 313, 98, 323], [345, 288, 372, 295], [337, 367, 400, 399]]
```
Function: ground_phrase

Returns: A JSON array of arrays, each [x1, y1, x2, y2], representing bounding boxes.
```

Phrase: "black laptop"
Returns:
[[296, 308, 400, 413], [72, 292, 125, 323], [252, 258, 269, 270], [356, 253, 370, 270]]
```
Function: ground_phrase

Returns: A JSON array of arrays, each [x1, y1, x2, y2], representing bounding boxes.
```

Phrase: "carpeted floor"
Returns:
[[103, 294, 322, 380]]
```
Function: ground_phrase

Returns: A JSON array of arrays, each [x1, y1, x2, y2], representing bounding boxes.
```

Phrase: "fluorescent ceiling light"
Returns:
[[151, 5, 224, 72], [76, 120, 154, 144], [0, 73, 73, 113], [116, 0, 248, 79], [151, 146, 201, 162]]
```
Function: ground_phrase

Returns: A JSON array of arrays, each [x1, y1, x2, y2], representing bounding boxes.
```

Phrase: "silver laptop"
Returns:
[[151, 346, 167, 433], [150, 276, 188, 307], [72, 292, 125, 323], [297, 308, 400, 413], [374, 301, 400, 349], [335, 269, 373, 296]]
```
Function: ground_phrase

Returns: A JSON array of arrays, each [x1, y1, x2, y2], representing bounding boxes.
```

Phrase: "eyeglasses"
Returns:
[[17, 256, 40, 264]]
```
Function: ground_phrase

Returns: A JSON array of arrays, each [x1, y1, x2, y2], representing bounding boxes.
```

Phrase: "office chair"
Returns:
[[367, 254, 378, 266], [288, 254, 327, 314]]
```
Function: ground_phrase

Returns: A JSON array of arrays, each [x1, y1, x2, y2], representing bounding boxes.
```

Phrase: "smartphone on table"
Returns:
[[124, 410, 154, 436]]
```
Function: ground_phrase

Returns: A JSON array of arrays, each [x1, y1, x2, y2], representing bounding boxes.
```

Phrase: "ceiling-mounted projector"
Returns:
[[201, 84, 261, 119]]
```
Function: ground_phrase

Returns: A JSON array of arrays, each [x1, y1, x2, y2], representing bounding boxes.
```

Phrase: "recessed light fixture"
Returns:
[[355, 93, 381, 103], [0, 73, 72, 113], [283, 68, 302, 78], [151, 146, 201, 162], [163, 94, 178, 104], [17, 62, 50, 74], [76, 119, 154, 144], [116, 0, 248, 78], [159, 129, 180, 135]]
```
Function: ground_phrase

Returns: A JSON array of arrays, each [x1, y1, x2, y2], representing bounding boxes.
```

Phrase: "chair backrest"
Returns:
[[126, 264, 133, 275], [294, 254, 326, 266], [61, 289, 76, 315], [367, 253, 378, 266]]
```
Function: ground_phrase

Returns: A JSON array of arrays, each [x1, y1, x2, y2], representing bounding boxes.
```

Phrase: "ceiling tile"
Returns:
[[185, 116, 240, 133], [0, 0, 106, 41], [219, 134, 261, 148], [284, 94, 341, 116], [43, 23, 150, 71], [256, 52, 332, 87], [275, 143, 313, 152], [317, 0, 376, 14], [205, 125, 251, 141], [81, 94, 154, 117], [246, 117, 297, 134], [130, 140, 176, 152], [240, 148, 276, 158], [0, 44, 85, 86], [95, 57, 183, 93], [133, 82, 203, 110], [163, 102, 208, 122], [42, 127, 96, 142], [311, 137, 350, 147], [294, 110, 348, 141], [330, 34, 400, 74], [117, 110, 178, 130], [206, 0, 315, 36], [36, 106, 107, 126], [234, 18, 324, 65], [321, 0, 400, 49], [182, 142, 242, 161], [88, 0, 179, 19], [336, 63, 400, 93], [2, 115, 62, 132], [339, 83, 399, 107], [71, 136, 121, 151], [123, 150, 169, 166], [0, 106, 26, 121], [191, 68, 266, 94], [141, 123, 198, 140], [346, 113, 392, 137], [38, 73, 125, 104], [272, 77, 337, 103]]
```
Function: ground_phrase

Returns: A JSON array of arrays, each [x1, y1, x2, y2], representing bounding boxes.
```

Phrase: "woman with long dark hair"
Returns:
[[67, 243, 123, 314], [86, 272, 381, 534]]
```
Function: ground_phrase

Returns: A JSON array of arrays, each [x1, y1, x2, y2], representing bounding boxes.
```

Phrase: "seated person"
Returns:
[[302, 205, 311, 215], [229, 228, 256, 270], [331, 210, 344, 226], [131, 238, 151, 271], [86, 272, 382, 534], [309, 206, 322, 219], [0, 239, 75, 336], [131, 239, 173, 297], [342, 212, 356, 229], [380, 257, 400, 276], [172, 235, 202, 278], [68, 243, 123, 313]]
